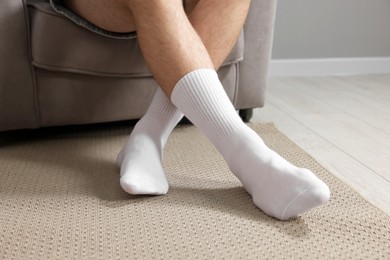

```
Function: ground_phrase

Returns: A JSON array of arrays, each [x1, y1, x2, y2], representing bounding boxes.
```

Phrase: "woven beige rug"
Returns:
[[0, 123, 389, 259]]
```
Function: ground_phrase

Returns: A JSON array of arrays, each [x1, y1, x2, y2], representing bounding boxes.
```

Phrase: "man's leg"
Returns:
[[186, 0, 250, 69], [127, 0, 214, 96], [66, 0, 330, 219], [125, 0, 330, 220], [115, 0, 251, 195], [63, 0, 249, 195]]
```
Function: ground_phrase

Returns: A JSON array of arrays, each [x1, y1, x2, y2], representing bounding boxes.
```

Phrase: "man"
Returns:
[[51, 0, 330, 220]]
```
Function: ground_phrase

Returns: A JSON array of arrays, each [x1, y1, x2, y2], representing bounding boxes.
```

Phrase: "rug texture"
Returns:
[[0, 123, 389, 259]]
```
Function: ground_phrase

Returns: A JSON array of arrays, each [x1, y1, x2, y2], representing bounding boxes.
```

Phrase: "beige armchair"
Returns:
[[0, 0, 276, 131]]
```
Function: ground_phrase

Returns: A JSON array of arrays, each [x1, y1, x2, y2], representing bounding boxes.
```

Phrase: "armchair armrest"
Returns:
[[235, 0, 277, 109]]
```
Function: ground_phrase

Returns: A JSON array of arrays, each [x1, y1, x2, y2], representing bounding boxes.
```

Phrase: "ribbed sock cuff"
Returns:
[[171, 69, 243, 144]]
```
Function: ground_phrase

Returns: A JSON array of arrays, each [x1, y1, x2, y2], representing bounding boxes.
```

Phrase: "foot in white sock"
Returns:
[[171, 69, 330, 220], [117, 88, 183, 195]]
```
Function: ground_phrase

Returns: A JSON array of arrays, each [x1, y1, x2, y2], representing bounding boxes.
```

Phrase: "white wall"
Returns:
[[272, 0, 390, 59]]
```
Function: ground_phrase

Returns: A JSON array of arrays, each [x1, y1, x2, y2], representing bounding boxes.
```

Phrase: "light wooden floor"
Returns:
[[252, 74, 390, 215]]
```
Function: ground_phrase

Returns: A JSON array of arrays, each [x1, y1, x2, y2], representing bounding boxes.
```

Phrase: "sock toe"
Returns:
[[281, 179, 330, 220], [120, 175, 168, 195]]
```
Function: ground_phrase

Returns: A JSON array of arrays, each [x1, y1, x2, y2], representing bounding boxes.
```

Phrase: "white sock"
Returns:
[[171, 69, 330, 220], [117, 88, 183, 195]]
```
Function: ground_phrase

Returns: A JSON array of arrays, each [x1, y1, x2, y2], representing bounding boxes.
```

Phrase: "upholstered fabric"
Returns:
[[0, 0, 276, 131]]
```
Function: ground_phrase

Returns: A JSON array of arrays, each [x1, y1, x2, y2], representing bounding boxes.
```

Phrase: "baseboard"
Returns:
[[269, 57, 390, 77]]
